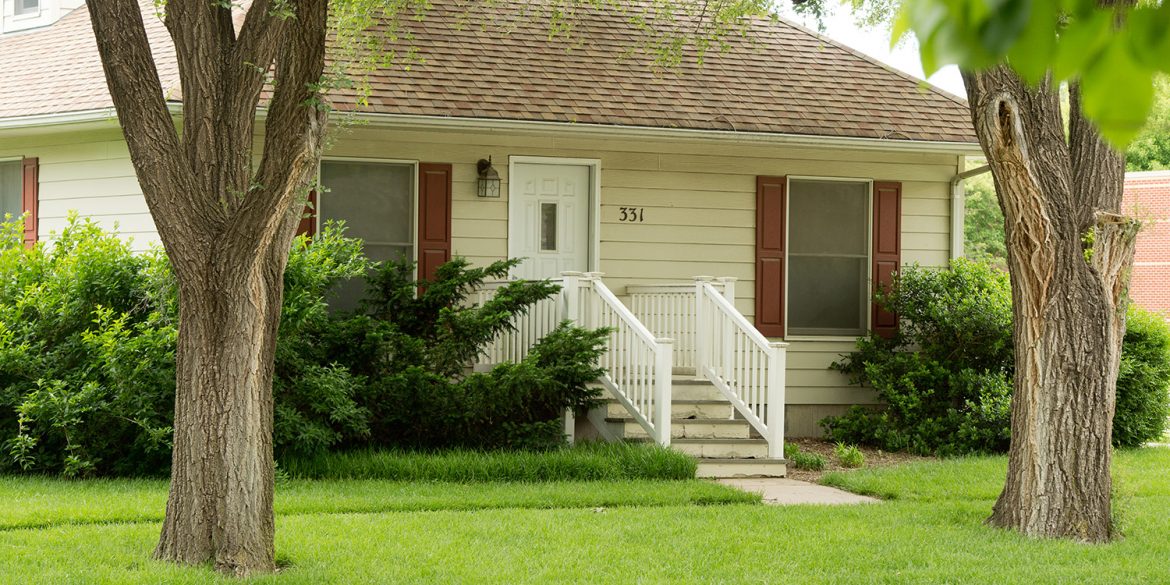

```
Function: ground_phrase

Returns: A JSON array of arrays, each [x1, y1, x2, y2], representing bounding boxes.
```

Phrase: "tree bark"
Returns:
[[963, 66, 1139, 542], [86, 0, 329, 576]]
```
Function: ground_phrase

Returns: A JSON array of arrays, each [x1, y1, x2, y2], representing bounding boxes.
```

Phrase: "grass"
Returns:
[[0, 477, 756, 532], [2, 447, 1169, 584], [279, 442, 697, 481]]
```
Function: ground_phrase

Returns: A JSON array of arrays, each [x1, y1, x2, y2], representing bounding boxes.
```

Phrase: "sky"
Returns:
[[779, 4, 967, 98]]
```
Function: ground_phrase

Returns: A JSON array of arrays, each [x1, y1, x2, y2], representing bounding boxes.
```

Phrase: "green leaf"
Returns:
[[1080, 40, 1157, 147], [891, 4, 913, 49], [1126, 6, 1170, 74], [978, 0, 1031, 56], [1004, 0, 1058, 85], [1052, 11, 1113, 82]]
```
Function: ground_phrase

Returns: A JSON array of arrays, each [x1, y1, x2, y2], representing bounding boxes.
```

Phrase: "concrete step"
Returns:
[[607, 417, 753, 440], [605, 399, 734, 420], [697, 458, 787, 479], [667, 438, 770, 459], [670, 378, 725, 401]]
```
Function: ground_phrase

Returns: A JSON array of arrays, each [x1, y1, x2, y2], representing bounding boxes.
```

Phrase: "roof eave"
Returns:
[[0, 106, 984, 156], [0, 108, 123, 132], [349, 112, 984, 156]]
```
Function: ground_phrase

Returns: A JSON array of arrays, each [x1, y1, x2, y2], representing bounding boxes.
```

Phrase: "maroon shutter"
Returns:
[[755, 176, 786, 337], [296, 190, 317, 237], [21, 157, 38, 247], [417, 163, 452, 281], [871, 181, 902, 338]]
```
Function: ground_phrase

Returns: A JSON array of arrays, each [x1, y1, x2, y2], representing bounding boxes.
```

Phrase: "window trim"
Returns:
[[784, 175, 874, 338], [317, 157, 420, 277]]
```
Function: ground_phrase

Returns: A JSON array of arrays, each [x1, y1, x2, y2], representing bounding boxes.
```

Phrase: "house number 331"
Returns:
[[619, 207, 646, 223]]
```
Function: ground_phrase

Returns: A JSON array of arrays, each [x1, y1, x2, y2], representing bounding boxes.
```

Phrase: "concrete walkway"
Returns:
[[718, 478, 879, 505]]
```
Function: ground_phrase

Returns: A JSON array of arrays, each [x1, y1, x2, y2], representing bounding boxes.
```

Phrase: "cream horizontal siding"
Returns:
[[785, 339, 877, 406], [0, 129, 158, 250], [3, 122, 961, 410]]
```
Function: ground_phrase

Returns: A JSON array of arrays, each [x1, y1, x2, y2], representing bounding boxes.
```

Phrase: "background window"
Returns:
[[320, 161, 414, 310], [787, 179, 870, 336], [0, 160, 21, 220], [15, 0, 40, 16]]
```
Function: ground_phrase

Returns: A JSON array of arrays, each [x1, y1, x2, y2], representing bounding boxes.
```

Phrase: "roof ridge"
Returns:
[[770, 13, 970, 109]]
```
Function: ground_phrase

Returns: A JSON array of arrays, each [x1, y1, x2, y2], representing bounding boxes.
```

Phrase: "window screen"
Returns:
[[787, 179, 870, 336], [320, 161, 414, 310], [15, 0, 39, 15], [0, 161, 22, 221]]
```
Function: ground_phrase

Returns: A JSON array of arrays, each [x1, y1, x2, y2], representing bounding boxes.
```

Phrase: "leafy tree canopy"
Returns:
[[895, 0, 1170, 146], [1127, 75, 1170, 171]]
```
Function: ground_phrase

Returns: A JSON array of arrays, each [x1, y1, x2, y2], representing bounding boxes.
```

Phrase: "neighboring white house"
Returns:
[[0, 0, 82, 34], [0, 0, 982, 476]]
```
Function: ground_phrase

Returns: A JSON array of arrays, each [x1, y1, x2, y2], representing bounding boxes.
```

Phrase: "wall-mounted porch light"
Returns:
[[477, 157, 501, 198]]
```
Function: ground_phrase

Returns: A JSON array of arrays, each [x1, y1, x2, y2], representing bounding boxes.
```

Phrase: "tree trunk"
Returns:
[[85, 0, 329, 576], [963, 66, 1139, 542], [152, 235, 292, 575]]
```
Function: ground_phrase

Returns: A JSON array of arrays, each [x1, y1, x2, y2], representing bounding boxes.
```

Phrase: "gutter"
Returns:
[[0, 108, 121, 131], [346, 112, 986, 155], [1, 105, 984, 156], [950, 164, 992, 260]]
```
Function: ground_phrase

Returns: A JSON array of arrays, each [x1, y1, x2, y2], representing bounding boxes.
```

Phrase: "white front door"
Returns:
[[509, 161, 592, 280]]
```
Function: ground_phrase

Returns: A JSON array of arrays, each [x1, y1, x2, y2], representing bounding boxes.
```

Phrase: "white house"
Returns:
[[0, 0, 982, 476]]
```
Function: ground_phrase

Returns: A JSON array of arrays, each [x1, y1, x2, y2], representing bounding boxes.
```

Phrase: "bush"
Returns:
[[319, 256, 608, 453], [0, 218, 609, 475], [822, 258, 1170, 454], [0, 216, 176, 477], [1115, 306, 1170, 448], [823, 259, 1014, 455]]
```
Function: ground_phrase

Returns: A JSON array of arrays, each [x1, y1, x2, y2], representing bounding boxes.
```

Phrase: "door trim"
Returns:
[[507, 156, 601, 275]]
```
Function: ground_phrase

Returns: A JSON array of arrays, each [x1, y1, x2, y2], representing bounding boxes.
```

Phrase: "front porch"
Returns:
[[475, 272, 788, 478]]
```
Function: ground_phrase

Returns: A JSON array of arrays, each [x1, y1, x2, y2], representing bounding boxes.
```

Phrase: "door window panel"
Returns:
[[540, 202, 557, 251]]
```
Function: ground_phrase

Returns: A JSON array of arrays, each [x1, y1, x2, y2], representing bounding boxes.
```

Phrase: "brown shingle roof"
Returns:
[[0, 1, 976, 144], [0, 1, 179, 119]]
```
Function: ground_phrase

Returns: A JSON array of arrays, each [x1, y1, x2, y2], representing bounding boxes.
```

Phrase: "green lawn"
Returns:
[[3, 448, 1169, 584]]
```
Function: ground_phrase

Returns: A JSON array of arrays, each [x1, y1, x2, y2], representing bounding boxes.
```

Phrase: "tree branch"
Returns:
[[165, 0, 239, 207], [230, 0, 329, 253], [1069, 82, 1126, 220], [85, 0, 209, 273], [229, 0, 289, 153]]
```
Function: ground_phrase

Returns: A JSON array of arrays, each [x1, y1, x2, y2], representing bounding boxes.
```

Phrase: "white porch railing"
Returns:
[[631, 276, 787, 459], [473, 278, 565, 365], [627, 278, 731, 371], [473, 272, 674, 446]]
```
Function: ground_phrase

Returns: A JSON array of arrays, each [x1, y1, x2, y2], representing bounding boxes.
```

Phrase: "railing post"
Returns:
[[564, 408, 576, 445], [767, 341, 788, 459], [654, 338, 674, 447], [560, 271, 582, 324], [581, 272, 602, 329], [693, 276, 713, 379], [560, 273, 581, 445], [717, 277, 737, 306]]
